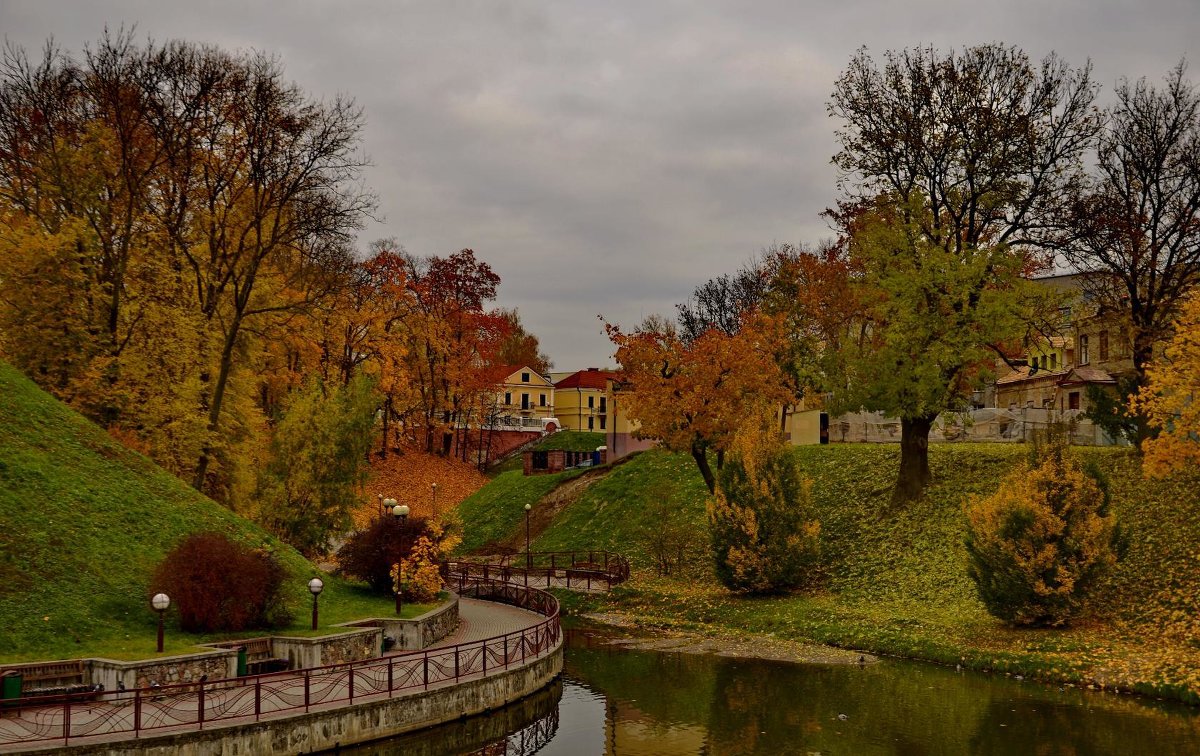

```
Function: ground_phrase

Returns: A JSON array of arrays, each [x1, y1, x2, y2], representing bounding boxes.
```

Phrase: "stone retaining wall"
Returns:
[[89, 650, 237, 693], [339, 590, 460, 652], [60, 642, 564, 755], [270, 628, 380, 670]]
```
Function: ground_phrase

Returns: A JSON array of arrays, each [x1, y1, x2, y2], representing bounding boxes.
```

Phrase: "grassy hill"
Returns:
[[0, 361, 415, 663], [460, 443, 1200, 701]]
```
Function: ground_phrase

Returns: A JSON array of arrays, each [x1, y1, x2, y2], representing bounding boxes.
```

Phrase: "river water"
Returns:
[[341, 626, 1200, 755]]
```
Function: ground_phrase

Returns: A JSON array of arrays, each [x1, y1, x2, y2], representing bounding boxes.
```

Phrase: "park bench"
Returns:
[[1, 660, 100, 702], [239, 638, 289, 675]]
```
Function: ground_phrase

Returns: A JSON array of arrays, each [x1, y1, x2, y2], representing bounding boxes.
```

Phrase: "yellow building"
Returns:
[[493, 365, 556, 428], [553, 368, 616, 432]]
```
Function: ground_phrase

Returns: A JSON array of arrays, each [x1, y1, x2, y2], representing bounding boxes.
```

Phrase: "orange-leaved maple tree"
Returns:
[[607, 314, 791, 493]]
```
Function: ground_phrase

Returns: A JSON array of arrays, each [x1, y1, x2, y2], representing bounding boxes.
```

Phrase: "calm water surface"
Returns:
[[341, 626, 1200, 755]]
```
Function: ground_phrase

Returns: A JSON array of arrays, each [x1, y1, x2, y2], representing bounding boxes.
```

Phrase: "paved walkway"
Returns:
[[421, 597, 542, 649], [0, 599, 551, 753]]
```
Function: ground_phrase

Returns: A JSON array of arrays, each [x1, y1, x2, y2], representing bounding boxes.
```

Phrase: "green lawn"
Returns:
[[0, 360, 437, 663], [456, 468, 586, 553], [470, 443, 1200, 702]]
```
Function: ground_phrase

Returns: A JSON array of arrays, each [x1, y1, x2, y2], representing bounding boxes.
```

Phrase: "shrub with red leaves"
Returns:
[[153, 532, 293, 633], [336, 516, 435, 594]]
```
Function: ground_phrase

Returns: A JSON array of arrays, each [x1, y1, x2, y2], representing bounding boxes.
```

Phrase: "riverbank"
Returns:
[[560, 571, 1200, 706], [503, 444, 1200, 705]]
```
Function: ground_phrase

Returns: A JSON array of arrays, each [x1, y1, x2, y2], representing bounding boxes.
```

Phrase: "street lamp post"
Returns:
[[377, 493, 384, 517], [151, 593, 170, 653], [524, 503, 532, 569], [308, 578, 324, 631], [391, 500, 410, 615], [431, 482, 439, 521]]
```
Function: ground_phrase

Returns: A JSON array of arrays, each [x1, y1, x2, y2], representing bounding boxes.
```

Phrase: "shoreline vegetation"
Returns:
[[509, 444, 1200, 706]]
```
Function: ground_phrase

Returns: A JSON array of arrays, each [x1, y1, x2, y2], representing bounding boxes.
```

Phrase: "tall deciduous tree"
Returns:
[[1064, 62, 1200, 443], [828, 44, 1100, 500], [608, 314, 791, 493]]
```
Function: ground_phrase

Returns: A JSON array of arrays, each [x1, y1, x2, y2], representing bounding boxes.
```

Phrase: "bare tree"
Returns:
[[1063, 62, 1200, 441]]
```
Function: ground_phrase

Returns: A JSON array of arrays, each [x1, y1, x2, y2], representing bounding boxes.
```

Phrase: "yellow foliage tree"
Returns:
[[964, 428, 1121, 626], [1134, 293, 1200, 477], [391, 519, 461, 603], [708, 417, 820, 594]]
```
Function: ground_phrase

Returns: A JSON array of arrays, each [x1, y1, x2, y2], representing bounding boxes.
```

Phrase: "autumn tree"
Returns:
[[1063, 62, 1200, 443], [709, 418, 820, 594], [964, 426, 1121, 627], [828, 43, 1100, 501], [257, 374, 378, 555], [1134, 293, 1200, 476], [608, 314, 791, 493], [399, 249, 509, 457], [495, 308, 552, 373]]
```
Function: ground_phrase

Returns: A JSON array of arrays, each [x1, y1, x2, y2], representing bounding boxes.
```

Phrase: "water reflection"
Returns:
[[336, 626, 1200, 755]]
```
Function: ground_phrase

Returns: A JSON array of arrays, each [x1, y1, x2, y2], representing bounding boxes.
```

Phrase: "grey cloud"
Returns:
[[2, 0, 1196, 367]]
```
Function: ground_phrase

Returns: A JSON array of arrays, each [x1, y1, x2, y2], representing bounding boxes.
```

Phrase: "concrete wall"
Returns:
[[270, 629, 380, 671], [339, 591, 460, 653], [89, 650, 237, 693], [61, 644, 564, 755]]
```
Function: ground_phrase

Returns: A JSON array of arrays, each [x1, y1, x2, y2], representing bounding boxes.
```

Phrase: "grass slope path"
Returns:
[[0, 361, 400, 663]]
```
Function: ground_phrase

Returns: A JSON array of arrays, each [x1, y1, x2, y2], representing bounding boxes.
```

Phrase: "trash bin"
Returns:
[[1, 672, 22, 706], [236, 646, 248, 677]]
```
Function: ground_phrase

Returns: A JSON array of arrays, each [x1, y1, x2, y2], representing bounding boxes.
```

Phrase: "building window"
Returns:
[[1050, 353, 1057, 370], [588, 416, 594, 430], [1041, 355, 1048, 370], [1069, 391, 1080, 410], [539, 393, 546, 407], [521, 372, 530, 383], [588, 395, 595, 409], [522, 393, 530, 410], [1080, 335, 1089, 364], [599, 415, 606, 430], [1099, 331, 1109, 361], [504, 392, 511, 405], [600, 397, 607, 413]]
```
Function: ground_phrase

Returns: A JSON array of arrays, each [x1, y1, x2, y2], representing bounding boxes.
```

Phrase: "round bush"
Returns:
[[152, 532, 292, 633], [964, 431, 1120, 627]]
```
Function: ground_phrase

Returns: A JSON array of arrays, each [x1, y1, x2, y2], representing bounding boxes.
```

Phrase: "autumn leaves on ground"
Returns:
[[350, 451, 489, 530], [458, 443, 1200, 705]]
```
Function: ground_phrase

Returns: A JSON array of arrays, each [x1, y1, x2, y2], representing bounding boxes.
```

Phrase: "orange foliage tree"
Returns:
[[608, 314, 791, 493], [1134, 293, 1200, 477]]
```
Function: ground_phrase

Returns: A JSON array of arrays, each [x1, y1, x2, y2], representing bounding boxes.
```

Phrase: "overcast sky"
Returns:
[[3, 1, 1197, 369]]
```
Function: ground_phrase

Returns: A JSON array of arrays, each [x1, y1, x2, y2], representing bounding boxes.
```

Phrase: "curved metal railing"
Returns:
[[444, 550, 631, 592], [0, 578, 560, 750]]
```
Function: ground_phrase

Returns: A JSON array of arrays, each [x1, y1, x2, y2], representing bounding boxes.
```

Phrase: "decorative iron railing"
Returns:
[[443, 550, 631, 592], [0, 579, 560, 750]]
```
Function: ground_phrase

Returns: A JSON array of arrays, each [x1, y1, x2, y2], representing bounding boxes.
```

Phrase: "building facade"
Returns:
[[553, 368, 616, 432]]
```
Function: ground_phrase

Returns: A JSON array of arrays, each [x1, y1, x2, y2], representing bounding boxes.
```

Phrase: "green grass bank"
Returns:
[[465, 444, 1200, 703], [0, 361, 426, 663]]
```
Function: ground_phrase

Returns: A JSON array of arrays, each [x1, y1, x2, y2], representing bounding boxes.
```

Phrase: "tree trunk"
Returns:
[[893, 414, 936, 503], [691, 440, 716, 494]]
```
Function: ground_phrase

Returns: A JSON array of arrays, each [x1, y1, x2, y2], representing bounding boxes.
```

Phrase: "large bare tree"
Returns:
[[1063, 62, 1200, 442]]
